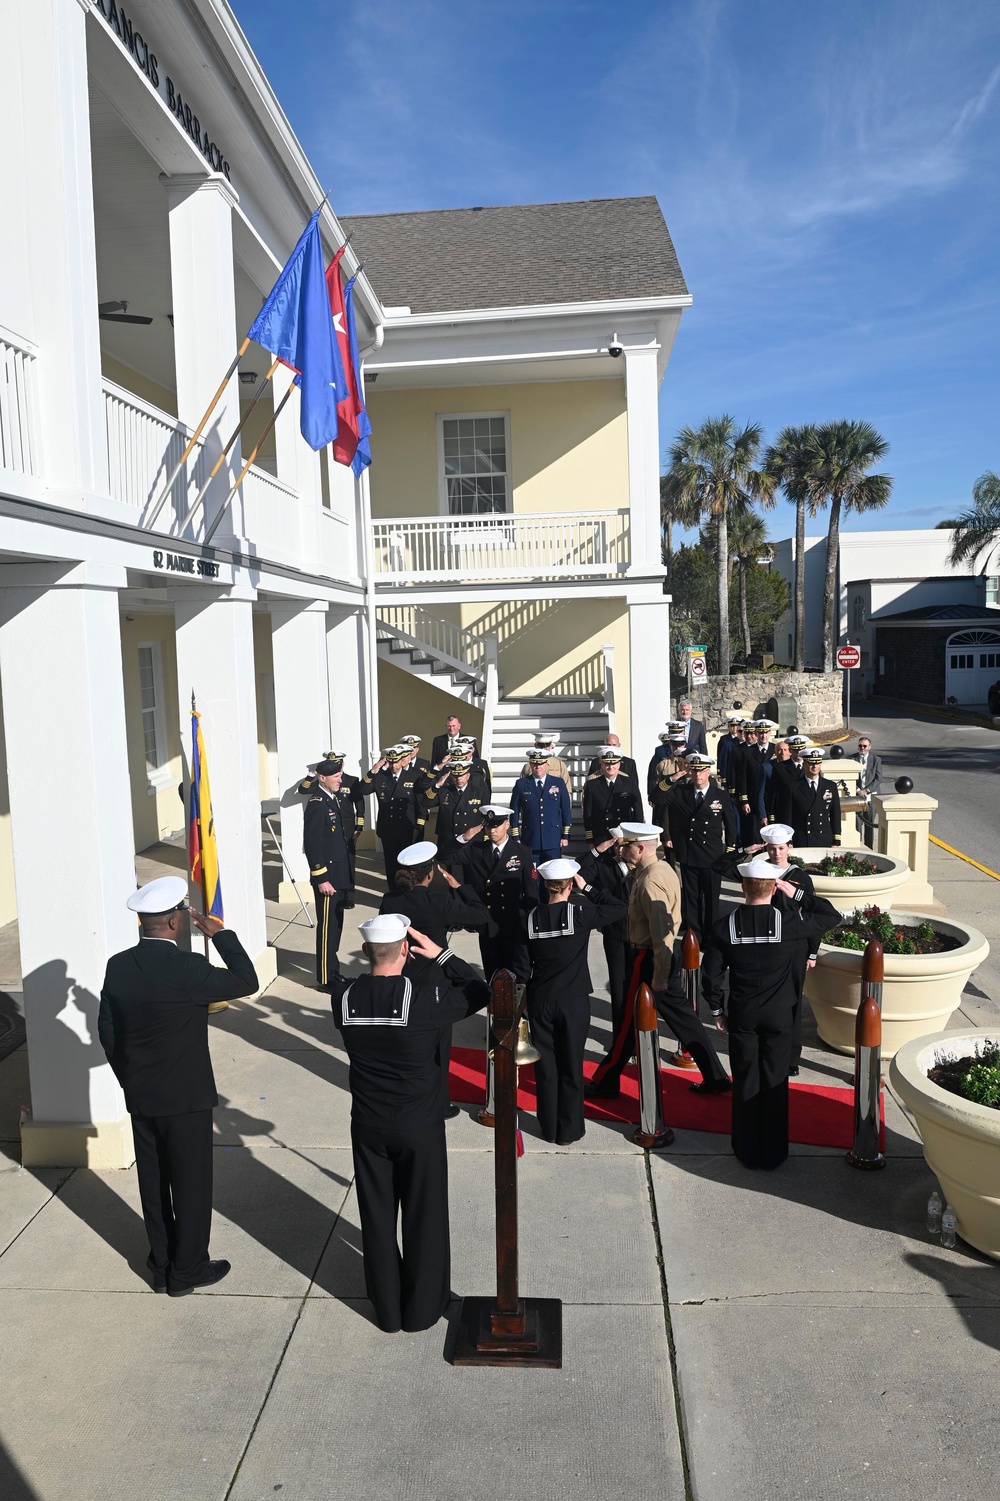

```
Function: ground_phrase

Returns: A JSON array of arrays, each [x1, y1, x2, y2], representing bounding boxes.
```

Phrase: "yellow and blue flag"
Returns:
[[189, 707, 224, 921]]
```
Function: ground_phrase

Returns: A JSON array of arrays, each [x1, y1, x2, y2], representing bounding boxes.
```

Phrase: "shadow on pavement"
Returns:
[[904, 1252, 1000, 1350], [0, 1441, 39, 1501]]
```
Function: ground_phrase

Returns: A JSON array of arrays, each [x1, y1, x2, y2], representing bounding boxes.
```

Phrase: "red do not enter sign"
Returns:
[[836, 644, 861, 670]]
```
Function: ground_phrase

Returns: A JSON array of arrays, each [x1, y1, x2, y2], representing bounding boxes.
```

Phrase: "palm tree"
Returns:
[[809, 421, 893, 671], [659, 472, 701, 578], [764, 424, 822, 672], [728, 509, 774, 661], [664, 417, 773, 675], [947, 472, 1000, 568]]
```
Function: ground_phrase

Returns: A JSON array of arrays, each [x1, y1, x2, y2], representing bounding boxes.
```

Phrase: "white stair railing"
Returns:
[[602, 642, 617, 735], [376, 604, 491, 683], [480, 633, 500, 764]]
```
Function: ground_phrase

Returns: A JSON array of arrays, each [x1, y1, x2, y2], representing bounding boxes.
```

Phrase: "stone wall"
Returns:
[[684, 670, 844, 736]]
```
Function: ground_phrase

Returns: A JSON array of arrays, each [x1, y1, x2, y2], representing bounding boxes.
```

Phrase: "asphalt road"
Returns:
[[853, 702, 1000, 871]]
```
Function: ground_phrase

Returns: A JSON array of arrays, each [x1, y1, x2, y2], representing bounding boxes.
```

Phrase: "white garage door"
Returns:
[[945, 630, 1000, 705]]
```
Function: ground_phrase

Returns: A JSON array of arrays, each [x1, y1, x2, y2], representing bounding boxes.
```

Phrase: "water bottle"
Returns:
[[940, 1205, 957, 1249], [926, 1189, 944, 1235]]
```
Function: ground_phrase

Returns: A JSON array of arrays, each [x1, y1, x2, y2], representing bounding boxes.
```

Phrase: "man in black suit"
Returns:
[[430, 713, 464, 768], [451, 806, 536, 980], [583, 748, 642, 844], [853, 735, 882, 848], [676, 698, 708, 756], [98, 876, 258, 1295]]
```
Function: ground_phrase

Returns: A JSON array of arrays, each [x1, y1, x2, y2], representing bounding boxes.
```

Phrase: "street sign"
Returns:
[[689, 654, 707, 681], [837, 644, 861, 670]]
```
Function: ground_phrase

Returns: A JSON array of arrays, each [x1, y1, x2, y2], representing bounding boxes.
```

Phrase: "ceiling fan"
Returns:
[[98, 300, 153, 325]]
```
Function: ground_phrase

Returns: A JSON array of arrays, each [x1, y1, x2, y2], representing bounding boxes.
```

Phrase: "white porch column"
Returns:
[[270, 601, 331, 905], [628, 593, 672, 816], [624, 341, 663, 575], [0, 563, 135, 1167], [4, 0, 107, 496], [173, 590, 276, 986], [327, 604, 371, 778], [161, 172, 241, 538]]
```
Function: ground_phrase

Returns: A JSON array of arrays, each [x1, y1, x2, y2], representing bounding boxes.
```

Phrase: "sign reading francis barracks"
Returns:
[[93, 0, 233, 181]]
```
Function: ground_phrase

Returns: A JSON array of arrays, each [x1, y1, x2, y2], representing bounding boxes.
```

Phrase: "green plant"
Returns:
[[823, 905, 959, 956], [961, 1063, 1000, 1109], [817, 852, 878, 877]]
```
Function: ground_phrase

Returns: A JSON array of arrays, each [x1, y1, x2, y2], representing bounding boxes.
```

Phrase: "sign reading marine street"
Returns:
[[152, 550, 220, 579], [836, 644, 861, 670]]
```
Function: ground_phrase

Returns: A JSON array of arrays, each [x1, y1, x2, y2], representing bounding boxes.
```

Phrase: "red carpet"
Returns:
[[449, 1047, 885, 1151]]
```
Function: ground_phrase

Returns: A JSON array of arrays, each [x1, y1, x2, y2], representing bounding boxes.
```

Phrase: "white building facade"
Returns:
[[0, 0, 686, 1167]]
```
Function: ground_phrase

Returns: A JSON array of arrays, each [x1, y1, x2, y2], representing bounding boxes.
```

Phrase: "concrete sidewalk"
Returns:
[[0, 849, 998, 1501]]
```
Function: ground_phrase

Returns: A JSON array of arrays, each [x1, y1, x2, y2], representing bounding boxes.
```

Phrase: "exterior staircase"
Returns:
[[375, 605, 613, 835]]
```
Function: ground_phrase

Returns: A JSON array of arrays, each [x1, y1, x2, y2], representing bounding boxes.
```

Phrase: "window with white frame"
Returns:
[[986, 575, 999, 606], [440, 414, 509, 515], [138, 643, 168, 781]]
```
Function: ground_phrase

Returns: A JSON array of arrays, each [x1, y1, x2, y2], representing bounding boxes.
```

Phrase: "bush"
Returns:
[[823, 905, 960, 956]]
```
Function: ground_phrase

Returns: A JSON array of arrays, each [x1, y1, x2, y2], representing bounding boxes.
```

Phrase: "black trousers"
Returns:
[[438, 1024, 454, 1113], [379, 828, 414, 885], [479, 928, 530, 984], [592, 945, 728, 1090], [727, 997, 794, 1169], [131, 1108, 214, 1286], [603, 933, 634, 1040], [315, 889, 346, 986], [351, 1121, 450, 1333], [527, 992, 590, 1143], [679, 863, 722, 943]]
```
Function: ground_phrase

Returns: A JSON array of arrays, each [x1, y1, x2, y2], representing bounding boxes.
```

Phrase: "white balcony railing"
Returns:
[[102, 380, 299, 549], [371, 509, 630, 583], [0, 325, 39, 477]]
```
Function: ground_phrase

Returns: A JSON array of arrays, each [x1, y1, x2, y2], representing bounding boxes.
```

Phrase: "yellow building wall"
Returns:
[[366, 379, 628, 518], [376, 659, 484, 756], [119, 614, 184, 851]]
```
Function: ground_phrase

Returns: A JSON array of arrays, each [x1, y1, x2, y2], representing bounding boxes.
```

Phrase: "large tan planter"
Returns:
[[890, 1032, 1000, 1260], [792, 847, 912, 917], [804, 911, 989, 1059]]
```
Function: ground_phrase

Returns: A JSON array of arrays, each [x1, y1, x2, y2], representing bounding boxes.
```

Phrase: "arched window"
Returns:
[[945, 629, 1000, 703]]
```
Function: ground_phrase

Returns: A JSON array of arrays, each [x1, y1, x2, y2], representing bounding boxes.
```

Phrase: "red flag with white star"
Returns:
[[325, 245, 364, 468]]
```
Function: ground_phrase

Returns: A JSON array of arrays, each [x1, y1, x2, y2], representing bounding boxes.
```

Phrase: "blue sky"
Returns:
[[234, 0, 1000, 538]]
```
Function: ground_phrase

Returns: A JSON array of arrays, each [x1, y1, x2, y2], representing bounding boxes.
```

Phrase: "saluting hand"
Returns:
[[407, 926, 443, 960], [572, 873, 587, 890], [773, 879, 796, 898], [191, 910, 224, 937], [439, 866, 461, 889]]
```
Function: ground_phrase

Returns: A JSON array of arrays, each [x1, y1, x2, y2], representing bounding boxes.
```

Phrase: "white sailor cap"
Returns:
[[802, 746, 825, 761], [755, 717, 778, 730], [397, 841, 437, 866], [727, 712, 749, 724], [399, 733, 421, 745], [737, 857, 778, 880], [359, 912, 412, 944], [482, 805, 514, 820], [786, 734, 811, 748], [598, 747, 622, 762], [618, 822, 662, 842], [449, 759, 473, 773], [759, 823, 795, 845], [533, 731, 555, 744], [536, 858, 580, 880], [127, 876, 188, 914], [383, 744, 408, 759], [685, 752, 715, 768], [608, 825, 625, 841]]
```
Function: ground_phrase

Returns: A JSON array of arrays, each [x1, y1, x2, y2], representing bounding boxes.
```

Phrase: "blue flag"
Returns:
[[248, 210, 344, 451], [343, 273, 373, 478]]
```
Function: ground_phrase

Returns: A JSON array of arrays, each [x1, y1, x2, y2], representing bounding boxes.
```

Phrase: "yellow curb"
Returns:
[[929, 834, 1000, 883]]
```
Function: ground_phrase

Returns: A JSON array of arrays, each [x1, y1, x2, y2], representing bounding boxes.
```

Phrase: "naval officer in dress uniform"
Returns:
[[510, 749, 573, 864], [329, 914, 490, 1332], [303, 756, 355, 988], [582, 747, 642, 845], [665, 751, 738, 942], [360, 744, 435, 883], [703, 858, 828, 1169], [787, 746, 842, 848], [451, 806, 536, 981], [98, 876, 258, 1294], [525, 859, 628, 1144]]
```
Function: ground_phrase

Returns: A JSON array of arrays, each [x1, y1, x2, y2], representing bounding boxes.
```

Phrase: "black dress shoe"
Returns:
[[443, 1104, 461, 1119], [788, 1065, 800, 1077], [689, 1078, 732, 1096], [584, 1080, 621, 1100], [168, 1259, 232, 1297], [152, 1276, 168, 1294]]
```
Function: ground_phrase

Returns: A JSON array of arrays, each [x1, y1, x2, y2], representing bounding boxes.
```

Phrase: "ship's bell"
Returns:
[[514, 1015, 541, 1068]]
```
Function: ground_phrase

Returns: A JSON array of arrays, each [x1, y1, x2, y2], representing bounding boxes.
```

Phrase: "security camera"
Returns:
[[607, 333, 624, 358]]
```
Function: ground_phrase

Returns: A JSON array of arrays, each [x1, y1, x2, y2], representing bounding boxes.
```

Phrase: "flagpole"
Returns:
[[171, 357, 281, 536], [201, 379, 296, 547], [141, 337, 252, 531]]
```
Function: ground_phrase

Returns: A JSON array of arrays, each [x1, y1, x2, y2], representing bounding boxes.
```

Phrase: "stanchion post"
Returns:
[[846, 937, 886, 1170], [452, 969, 562, 1367], [670, 928, 701, 1069], [632, 983, 675, 1150], [477, 988, 495, 1128]]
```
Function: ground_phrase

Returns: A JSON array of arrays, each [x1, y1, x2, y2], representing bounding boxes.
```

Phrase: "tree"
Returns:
[[947, 472, 1000, 568], [664, 417, 773, 675], [764, 424, 822, 672], [728, 510, 774, 661], [659, 472, 700, 579], [670, 542, 788, 675], [808, 421, 893, 671]]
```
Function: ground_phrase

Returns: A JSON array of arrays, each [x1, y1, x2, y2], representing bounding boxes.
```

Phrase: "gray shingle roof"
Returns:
[[339, 197, 688, 314], [873, 604, 1000, 623]]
